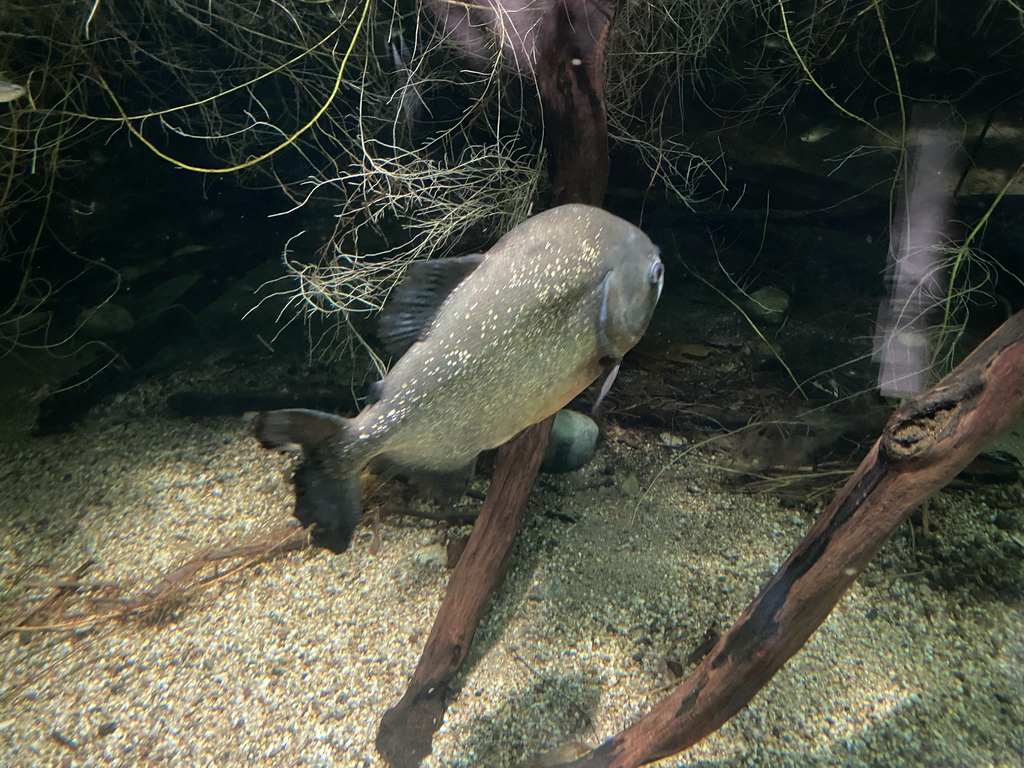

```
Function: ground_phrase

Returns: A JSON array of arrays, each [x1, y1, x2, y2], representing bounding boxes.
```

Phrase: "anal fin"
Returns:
[[372, 454, 478, 511]]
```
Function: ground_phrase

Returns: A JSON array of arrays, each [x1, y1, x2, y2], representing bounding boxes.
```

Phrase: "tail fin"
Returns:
[[254, 409, 362, 553]]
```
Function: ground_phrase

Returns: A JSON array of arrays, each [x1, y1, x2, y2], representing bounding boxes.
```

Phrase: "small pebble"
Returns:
[[542, 410, 599, 474], [619, 473, 641, 497], [97, 722, 118, 737], [745, 285, 790, 325], [412, 543, 447, 567], [659, 432, 685, 447]]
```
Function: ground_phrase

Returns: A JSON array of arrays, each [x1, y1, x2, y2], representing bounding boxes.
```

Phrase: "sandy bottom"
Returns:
[[1, 347, 1023, 768]]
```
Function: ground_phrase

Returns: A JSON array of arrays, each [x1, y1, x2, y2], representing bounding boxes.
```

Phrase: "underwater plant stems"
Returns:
[[939, 160, 1024, 351], [556, 310, 1024, 766], [376, 416, 554, 767], [94, 0, 372, 174]]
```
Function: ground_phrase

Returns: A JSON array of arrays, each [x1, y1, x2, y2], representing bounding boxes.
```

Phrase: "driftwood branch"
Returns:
[[553, 312, 1024, 766], [376, 417, 554, 766]]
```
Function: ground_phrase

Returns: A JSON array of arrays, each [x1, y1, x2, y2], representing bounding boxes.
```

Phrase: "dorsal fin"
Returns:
[[377, 253, 485, 358]]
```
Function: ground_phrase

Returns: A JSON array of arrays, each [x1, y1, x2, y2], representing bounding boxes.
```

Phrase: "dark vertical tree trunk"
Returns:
[[537, 0, 622, 206], [376, 1, 624, 764]]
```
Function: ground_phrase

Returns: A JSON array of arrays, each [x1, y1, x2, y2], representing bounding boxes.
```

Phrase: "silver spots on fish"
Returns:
[[442, 348, 472, 366], [350, 203, 660, 474]]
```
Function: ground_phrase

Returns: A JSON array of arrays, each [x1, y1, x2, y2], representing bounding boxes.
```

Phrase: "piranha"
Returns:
[[255, 204, 664, 552]]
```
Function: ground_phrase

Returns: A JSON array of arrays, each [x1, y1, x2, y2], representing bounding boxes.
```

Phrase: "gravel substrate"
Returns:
[[1, 357, 1022, 768]]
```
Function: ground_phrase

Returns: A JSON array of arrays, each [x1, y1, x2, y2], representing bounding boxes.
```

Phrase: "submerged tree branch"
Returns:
[[554, 310, 1024, 766]]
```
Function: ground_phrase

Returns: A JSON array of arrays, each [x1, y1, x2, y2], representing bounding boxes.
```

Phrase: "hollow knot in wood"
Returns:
[[885, 398, 960, 459]]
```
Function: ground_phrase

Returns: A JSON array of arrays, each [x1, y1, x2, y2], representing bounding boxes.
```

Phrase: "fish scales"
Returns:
[[255, 204, 663, 551], [364, 231, 602, 458]]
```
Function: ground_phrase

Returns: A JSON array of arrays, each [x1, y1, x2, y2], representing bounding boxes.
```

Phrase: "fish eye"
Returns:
[[649, 260, 664, 284]]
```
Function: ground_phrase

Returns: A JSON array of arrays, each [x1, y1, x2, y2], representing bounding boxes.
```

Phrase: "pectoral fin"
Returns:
[[592, 360, 621, 414], [591, 270, 623, 413], [597, 269, 615, 360]]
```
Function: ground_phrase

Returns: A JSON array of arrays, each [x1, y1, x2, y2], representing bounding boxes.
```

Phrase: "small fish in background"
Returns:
[[799, 122, 838, 143], [256, 204, 664, 552], [0, 78, 26, 103]]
